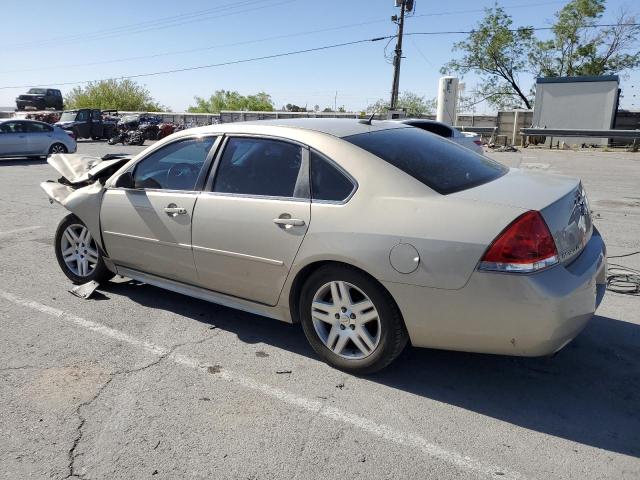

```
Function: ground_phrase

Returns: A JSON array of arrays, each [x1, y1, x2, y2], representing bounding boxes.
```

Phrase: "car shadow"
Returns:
[[101, 280, 639, 458], [0, 157, 47, 166]]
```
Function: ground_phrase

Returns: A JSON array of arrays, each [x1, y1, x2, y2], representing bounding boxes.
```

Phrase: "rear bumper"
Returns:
[[383, 228, 607, 356], [16, 99, 39, 108]]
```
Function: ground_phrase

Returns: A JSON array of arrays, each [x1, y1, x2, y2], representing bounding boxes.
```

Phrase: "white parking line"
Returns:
[[0, 289, 525, 480], [0, 226, 43, 236]]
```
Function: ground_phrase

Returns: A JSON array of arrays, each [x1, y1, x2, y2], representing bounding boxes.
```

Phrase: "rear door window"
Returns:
[[212, 137, 306, 198], [26, 122, 53, 133], [344, 127, 506, 195], [310, 150, 355, 202]]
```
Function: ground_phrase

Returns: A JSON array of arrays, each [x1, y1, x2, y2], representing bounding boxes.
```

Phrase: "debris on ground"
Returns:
[[275, 370, 292, 374], [68, 280, 100, 299]]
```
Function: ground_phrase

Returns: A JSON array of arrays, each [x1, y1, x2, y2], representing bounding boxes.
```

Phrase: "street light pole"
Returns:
[[390, 0, 408, 111]]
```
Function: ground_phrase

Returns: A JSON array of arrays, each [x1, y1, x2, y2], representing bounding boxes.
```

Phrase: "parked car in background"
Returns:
[[400, 119, 484, 155], [15, 88, 63, 111], [0, 119, 76, 158], [41, 119, 605, 374], [55, 109, 117, 140]]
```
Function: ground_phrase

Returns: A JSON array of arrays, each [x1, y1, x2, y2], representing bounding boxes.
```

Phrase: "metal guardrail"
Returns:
[[456, 126, 497, 134], [520, 128, 640, 139]]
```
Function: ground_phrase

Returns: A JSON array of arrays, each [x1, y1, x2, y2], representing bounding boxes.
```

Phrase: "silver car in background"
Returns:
[[0, 119, 76, 159], [41, 119, 606, 373], [400, 118, 485, 155]]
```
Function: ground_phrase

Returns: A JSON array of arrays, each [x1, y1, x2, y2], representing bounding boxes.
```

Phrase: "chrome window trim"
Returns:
[[197, 191, 310, 203]]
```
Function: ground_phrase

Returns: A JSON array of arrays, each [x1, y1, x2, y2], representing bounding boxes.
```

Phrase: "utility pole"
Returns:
[[390, 0, 411, 110]]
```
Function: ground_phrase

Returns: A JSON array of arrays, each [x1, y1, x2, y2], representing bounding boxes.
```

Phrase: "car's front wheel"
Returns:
[[54, 214, 114, 285], [299, 265, 408, 374]]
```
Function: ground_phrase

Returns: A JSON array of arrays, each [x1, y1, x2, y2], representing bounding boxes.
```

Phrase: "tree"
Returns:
[[188, 90, 273, 113], [532, 0, 640, 77], [367, 91, 436, 116], [64, 79, 164, 111], [441, 6, 536, 109]]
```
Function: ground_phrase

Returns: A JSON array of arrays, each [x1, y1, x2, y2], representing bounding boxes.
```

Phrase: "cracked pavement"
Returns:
[[0, 142, 639, 479]]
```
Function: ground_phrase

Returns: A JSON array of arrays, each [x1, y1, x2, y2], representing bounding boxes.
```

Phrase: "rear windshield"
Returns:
[[344, 127, 506, 195]]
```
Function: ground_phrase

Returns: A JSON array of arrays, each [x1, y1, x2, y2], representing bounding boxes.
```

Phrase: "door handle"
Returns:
[[273, 218, 306, 228], [164, 205, 187, 216]]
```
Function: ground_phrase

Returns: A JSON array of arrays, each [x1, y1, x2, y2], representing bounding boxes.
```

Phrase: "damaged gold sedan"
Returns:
[[41, 119, 607, 373]]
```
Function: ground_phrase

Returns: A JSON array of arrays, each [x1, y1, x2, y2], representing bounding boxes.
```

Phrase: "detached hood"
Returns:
[[47, 153, 131, 185]]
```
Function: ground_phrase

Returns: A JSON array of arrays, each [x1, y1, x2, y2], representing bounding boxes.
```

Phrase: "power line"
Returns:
[[1, 18, 391, 75], [2, 23, 636, 91], [4, 0, 293, 50], [0, 36, 392, 90], [403, 23, 640, 36], [0, 0, 581, 74], [410, 0, 567, 19], [1, 0, 577, 58]]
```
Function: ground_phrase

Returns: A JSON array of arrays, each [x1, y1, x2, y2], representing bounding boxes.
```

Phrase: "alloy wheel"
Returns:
[[310, 281, 381, 359], [60, 224, 99, 277], [50, 144, 66, 154]]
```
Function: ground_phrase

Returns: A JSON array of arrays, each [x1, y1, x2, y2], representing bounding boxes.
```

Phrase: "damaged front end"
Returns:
[[40, 153, 132, 251]]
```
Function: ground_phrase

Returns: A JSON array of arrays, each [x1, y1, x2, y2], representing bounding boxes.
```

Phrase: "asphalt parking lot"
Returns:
[[1, 139, 639, 479]]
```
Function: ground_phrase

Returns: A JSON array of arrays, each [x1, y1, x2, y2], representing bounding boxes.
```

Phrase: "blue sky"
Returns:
[[0, 0, 637, 112]]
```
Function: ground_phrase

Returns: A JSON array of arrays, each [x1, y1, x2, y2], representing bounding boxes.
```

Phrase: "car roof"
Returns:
[[218, 118, 410, 138], [0, 118, 49, 125]]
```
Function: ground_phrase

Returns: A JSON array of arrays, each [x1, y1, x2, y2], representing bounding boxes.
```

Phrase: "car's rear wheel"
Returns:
[[49, 143, 67, 155], [299, 265, 408, 374], [54, 214, 114, 285]]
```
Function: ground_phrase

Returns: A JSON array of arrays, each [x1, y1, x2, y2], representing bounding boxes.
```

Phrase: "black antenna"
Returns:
[[359, 111, 376, 125]]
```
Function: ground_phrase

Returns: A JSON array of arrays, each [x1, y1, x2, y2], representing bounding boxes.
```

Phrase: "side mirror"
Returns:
[[114, 171, 135, 189]]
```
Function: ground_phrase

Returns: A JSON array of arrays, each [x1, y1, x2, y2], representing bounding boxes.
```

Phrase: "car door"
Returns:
[[75, 110, 91, 138], [192, 136, 311, 306], [100, 135, 219, 284], [0, 121, 30, 155], [25, 121, 53, 154]]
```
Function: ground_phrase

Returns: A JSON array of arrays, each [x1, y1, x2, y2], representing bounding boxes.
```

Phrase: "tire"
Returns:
[[54, 214, 114, 285], [299, 265, 408, 374], [48, 143, 67, 154]]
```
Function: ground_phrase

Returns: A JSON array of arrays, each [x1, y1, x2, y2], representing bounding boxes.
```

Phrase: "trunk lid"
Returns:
[[453, 168, 592, 265]]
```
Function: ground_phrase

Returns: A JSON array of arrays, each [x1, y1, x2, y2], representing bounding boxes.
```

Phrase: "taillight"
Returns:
[[473, 139, 482, 146], [66, 130, 76, 140], [479, 211, 558, 273]]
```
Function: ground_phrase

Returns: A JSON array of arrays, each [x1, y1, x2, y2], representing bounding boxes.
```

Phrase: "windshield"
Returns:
[[344, 127, 507, 195], [59, 112, 77, 122], [27, 88, 47, 95]]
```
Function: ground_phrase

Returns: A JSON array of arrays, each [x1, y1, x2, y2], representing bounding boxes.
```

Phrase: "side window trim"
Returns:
[[203, 134, 310, 201], [115, 134, 221, 193], [310, 149, 358, 205]]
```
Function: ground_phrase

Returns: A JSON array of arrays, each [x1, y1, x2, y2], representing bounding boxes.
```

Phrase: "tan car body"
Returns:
[[42, 120, 607, 357]]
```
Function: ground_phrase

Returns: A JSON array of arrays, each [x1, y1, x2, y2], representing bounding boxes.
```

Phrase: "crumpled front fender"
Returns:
[[40, 181, 106, 251]]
